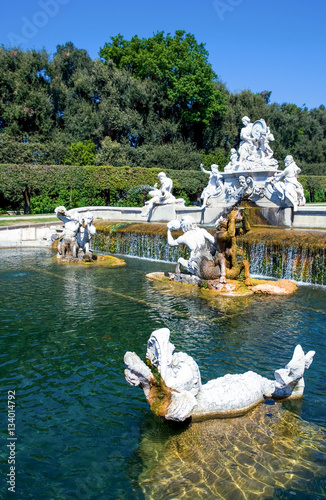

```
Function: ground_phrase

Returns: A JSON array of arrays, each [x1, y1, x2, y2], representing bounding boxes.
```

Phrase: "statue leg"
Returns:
[[242, 259, 253, 286]]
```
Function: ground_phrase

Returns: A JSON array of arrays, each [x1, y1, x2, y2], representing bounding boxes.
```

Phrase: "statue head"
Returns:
[[211, 163, 219, 174], [215, 214, 228, 230], [146, 328, 201, 396], [84, 211, 94, 224], [242, 116, 250, 126], [239, 175, 248, 188], [284, 155, 294, 166], [158, 172, 166, 181], [180, 215, 197, 233]]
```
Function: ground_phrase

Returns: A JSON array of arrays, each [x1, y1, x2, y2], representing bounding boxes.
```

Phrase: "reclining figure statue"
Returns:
[[124, 328, 315, 422]]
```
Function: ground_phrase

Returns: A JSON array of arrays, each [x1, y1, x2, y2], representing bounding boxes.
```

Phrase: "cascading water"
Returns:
[[93, 224, 326, 285], [239, 241, 326, 285]]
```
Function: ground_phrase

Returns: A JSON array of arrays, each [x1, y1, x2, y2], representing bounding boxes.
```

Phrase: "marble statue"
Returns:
[[124, 327, 315, 422], [227, 116, 278, 171], [141, 172, 185, 217], [211, 209, 252, 285], [55, 206, 80, 260], [76, 211, 97, 260], [167, 215, 219, 278], [199, 163, 224, 208], [55, 206, 96, 261], [267, 155, 306, 211], [224, 148, 239, 172], [227, 175, 265, 203]]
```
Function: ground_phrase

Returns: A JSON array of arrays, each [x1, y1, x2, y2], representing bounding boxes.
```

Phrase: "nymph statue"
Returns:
[[124, 328, 315, 422], [77, 211, 97, 260], [199, 163, 224, 208], [268, 155, 306, 211], [211, 208, 252, 284]]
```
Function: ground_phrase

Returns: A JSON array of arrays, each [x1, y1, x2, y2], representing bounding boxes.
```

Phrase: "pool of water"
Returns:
[[0, 248, 325, 499]]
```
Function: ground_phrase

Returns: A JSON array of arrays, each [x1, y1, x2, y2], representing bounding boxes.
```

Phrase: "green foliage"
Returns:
[[202, 149, 226, 170], [0, 164, 208, 212], [100, 31, 228, 128], [63, 140, 96, 165], [0, 43, 325, 172]]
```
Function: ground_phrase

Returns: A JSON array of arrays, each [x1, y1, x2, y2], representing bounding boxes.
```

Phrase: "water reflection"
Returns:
[[137, 402, 326, 499], [0, 249, 325, 499]]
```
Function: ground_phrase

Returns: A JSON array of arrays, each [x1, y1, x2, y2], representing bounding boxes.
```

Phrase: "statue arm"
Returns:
[[200, 163, 210, 175], [225, 211, 237, 238], [55, 212, 71, 224], [167, 228, 179, 247], [203, 229, 215, 245]]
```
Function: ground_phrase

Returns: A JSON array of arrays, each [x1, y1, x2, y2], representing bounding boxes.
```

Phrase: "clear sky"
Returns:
[[1, 0, 325, 109]]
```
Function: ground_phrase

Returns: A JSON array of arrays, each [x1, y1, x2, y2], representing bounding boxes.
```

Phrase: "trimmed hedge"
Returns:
[[0, 163, 324, 213]]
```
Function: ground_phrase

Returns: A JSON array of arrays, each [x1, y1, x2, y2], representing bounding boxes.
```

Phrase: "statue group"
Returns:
[[124, 117, 314, 422], [55, 206, 97, 262], [167, 209, 252, 286], [139, 116, 305, 215]]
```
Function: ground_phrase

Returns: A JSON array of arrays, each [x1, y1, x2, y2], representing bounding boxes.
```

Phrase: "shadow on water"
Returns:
[[0, 248, 325, 499]]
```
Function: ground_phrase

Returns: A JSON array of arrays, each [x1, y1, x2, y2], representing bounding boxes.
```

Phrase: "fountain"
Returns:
[[145, 209, 298, 296]]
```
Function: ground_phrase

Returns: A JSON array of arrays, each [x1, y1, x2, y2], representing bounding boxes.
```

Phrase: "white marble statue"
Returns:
[[167, 215, 215, 276], [238, 116, 256, 165], [267, 155, 306, 211], [124, 328, 315, 422], [227, 116, 278, 171], [224, 148, 239, 172], [55, 206, 80, 260], [55, 206, 96, 261], [77, 211, 97, 258], [199, 163, 224, 208], [141, 172, 184, 217]]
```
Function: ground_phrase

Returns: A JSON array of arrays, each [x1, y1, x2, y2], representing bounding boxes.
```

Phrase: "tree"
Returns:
[[100, 31, 227, 138], [0, 46, 54, 140]]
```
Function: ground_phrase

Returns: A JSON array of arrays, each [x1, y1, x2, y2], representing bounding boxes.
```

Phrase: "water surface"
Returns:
[[0, 248, 325, 499]]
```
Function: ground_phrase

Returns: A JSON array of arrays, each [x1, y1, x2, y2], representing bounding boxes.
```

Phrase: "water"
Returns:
[[0, 248, 325, 499]]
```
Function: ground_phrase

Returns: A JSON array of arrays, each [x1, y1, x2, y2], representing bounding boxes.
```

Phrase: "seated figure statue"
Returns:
[[268, 155, 306, 211], [199, 163, 224, 208], [124, 328, 315, 422], [55, 206, 80, 260], [141, 172, 184, 217]]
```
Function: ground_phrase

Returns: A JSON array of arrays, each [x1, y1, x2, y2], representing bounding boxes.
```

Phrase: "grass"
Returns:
[[0, 217, 58, 227]]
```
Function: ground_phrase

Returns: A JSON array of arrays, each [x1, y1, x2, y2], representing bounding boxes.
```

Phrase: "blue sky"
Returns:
[[1, 0, 325, 109]]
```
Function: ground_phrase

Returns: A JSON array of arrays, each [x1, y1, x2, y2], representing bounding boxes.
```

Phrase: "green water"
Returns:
[[0, 248, 325, 499]]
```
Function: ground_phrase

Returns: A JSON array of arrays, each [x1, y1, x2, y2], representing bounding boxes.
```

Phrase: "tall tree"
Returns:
[[100, 31, 227, 144]]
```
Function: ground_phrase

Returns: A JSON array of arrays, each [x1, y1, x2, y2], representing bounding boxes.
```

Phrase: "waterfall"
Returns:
[[240, 241, 325, 285], [94, 225, 326, 285], [94, 230, 186, 263]]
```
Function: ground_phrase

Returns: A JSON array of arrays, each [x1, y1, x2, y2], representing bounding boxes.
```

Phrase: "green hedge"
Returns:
[[0, 163, 324, 214], [0, 164, 207, 213]]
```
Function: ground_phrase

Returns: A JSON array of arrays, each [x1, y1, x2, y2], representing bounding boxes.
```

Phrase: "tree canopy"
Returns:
[[100, 31, 228, 131], [0, 35, 325, 175]]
